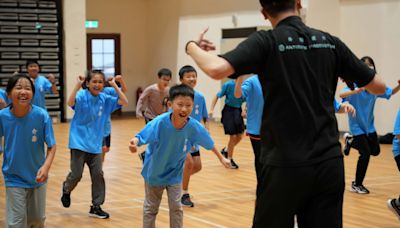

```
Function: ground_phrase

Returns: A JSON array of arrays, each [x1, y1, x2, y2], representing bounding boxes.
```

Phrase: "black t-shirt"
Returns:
[[221, 16, 375, 167]]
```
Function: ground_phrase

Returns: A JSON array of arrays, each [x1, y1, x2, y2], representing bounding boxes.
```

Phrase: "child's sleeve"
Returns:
[[216, 83, 227, 98], [0, 116, 3, 138], [135, 119, 158, 146], [241, 79, 251, 99], [377, 87, 393, 100], [43, 112, 56, 148], [104, 94, 121, 115], [201, 96, 208, 119], [44, 77, 53, 93], [190, 121, 214, 150], [333, 99, 341, 112], [394, 109, 400, 136]]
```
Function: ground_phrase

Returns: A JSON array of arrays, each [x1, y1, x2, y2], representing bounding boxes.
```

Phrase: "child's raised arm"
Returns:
[[109, 77, 128, 106], [115, 75, 128, 93], [67, 75, 85, 107]]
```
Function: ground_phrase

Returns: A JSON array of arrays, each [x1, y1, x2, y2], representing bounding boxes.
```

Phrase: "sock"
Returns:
[[182, 190, 189, 195]]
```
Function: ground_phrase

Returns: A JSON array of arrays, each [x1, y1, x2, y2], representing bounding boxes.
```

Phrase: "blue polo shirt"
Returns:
[[217, 80, 245, 108], [342, 86, 392, 136], [0, 89, 10, 105], [241, 75, 263, 135], [69, 89, 119, 154], [102, 87, 121, 137], [0, 105, 56, 188], [187, 90, 209, 152], [392, 108, 400, 157], [32, 75, 53, 109], [136, 112, 214, 186]]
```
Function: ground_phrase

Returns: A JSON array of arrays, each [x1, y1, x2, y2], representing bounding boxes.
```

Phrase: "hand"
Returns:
[[208, 110, 214, 118], [78, 75, 85, 84], [341, 103, 356, 117], [36, 166, 49, 183], [220, 157, 231, 168], [108, 76, 117, 87], [196, 27, 216, 52], [129, 138, 139, 153], [47, 73, 56, 84], [114, 75, 123, 83]]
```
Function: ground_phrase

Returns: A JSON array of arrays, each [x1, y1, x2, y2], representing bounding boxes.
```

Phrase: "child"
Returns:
[[129, 84, 230, 228], [61, 70, 128, 219], [0, 74, 56, 227], [209, 79, 245, 169], [26, 60, 58, 109], [234, 74, 263, 178], [179, 65, 209, 207], [136, 68, 172, 161], [388, 107, 400, 220], [102, 75, 127, 161], [340, 56, 400, 194]]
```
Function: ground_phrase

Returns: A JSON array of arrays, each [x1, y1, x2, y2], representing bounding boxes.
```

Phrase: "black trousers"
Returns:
[[350, 132, 380, 185], [248, 134, 261, 182], [253, 157, 344, 228]]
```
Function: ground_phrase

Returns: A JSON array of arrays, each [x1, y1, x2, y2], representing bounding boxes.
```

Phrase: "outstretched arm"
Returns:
[[129, 137, 139, 153], [186, 28, 234, 80], [208, 95, 219, 118], [210, 147, 230, 168]]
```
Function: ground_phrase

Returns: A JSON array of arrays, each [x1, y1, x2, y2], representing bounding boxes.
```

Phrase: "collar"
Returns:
[[276, 16, 303, 28]]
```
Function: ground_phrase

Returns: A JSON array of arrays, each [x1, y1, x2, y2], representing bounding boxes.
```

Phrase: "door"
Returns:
[[87, 34, 121, 77]]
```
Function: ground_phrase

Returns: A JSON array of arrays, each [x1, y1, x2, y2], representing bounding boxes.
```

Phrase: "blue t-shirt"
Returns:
[[136, 112, 214, 186], [334, 99, 341, 112], [102, 87, 121, 137], [69, 89, 120, 154], [241, 75, 263, 135], [392, 108, 400, 157], [0, 89, 10, 106], [187, 90, 209, 152], [32, 75, 53, 109], [0, 105, 56, 188], [217, 80, 245, 108], [342, 86, 392, 136]]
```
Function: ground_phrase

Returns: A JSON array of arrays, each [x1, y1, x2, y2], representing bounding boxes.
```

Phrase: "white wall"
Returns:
[[63, 0, 87, 119], [340, 0, 400, 133]]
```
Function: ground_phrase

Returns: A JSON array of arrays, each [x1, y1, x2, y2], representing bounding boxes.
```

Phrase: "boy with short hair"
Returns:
[[129, 84, 230, 228], [26, 60, 58, 109], [178, 65, 209, 207]]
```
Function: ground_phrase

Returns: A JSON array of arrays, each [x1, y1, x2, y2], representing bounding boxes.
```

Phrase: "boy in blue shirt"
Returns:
[[178, 65, 209, 207], [26, 60, 58, 109], [0, 74, 56, 227], [209, 79, 245, 169], [340, 56, 400, 194], [388, 108, 400, 220], [129, 84, 230, 228]]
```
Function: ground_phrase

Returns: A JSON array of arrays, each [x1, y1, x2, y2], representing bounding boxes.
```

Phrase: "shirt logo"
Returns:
[[98, 106, 103, 117], [32, 128, 37, 142], [183, 139, 188, 152], [195, 105, 199, 115]]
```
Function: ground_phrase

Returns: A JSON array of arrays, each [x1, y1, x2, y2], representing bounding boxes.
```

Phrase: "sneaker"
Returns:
[[138, 151, 145, 163], [343, 133, 353, 156], [89, 205, 110, 219], [61, 192, 71, 208], [230, 159, 239, 169], [387, 198, 400, 220], [350, 181, 370, 194], [181, 193, 194, 207], [220, 147, 228, 158]]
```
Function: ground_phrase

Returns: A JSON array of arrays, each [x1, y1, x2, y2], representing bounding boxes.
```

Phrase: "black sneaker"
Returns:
[[350, 181, 370, 194], [61, 192, 71, 208], [387, 198, 400, 220], [220, 147, 228, 158], [230, 159, 239, 169], [343, 133, 353, 156], [138, 151, 145, 164], [181, 193, 194, 207], [89, 205, 110, 219]]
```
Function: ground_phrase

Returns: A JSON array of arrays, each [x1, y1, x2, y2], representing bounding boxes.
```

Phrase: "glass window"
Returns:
[[91, 39, 116, 74]]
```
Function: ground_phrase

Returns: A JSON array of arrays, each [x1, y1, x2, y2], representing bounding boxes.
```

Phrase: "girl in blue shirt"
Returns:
[[0, 74, 56, 227], [340, 56, 400, 194], [209, 79, 245, 169], [129, 84, 230, 228], [61, 70, 128, 219]]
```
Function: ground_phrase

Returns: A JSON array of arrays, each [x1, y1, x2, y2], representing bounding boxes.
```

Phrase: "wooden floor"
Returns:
[[0, 117, 399, 227]]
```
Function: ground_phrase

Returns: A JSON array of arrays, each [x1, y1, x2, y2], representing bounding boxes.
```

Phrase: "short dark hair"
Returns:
[[157, 68, 172, 78], [6, 73, 35, 96], [259, 0, 296, 17], [26, 60, 39, 68], [169, 84, 194, 101], [82, 69, 105, 89], [361, 56, 377, 72], [178, 65, 197, 79]]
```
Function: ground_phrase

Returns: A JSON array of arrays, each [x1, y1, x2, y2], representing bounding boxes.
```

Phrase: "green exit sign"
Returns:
[[86, 20, 99, 28]]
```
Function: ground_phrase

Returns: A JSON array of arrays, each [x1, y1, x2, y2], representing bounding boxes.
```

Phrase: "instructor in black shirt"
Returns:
[[185, 0, 386, 227]]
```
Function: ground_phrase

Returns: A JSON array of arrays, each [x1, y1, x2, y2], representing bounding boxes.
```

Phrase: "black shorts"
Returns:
[[221, 105, 244, 135], [190, 150, 200, 157], [102, 134, 111, 148]]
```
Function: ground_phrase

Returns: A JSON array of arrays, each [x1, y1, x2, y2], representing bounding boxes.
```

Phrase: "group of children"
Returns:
[[1, 57, 400, 228]]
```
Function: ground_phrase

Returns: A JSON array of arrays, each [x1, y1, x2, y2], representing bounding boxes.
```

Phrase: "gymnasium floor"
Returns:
[[0, 117, 399, 227]]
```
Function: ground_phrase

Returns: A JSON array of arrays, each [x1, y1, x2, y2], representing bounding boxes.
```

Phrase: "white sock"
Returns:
[[182, 190, 189, 195]]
